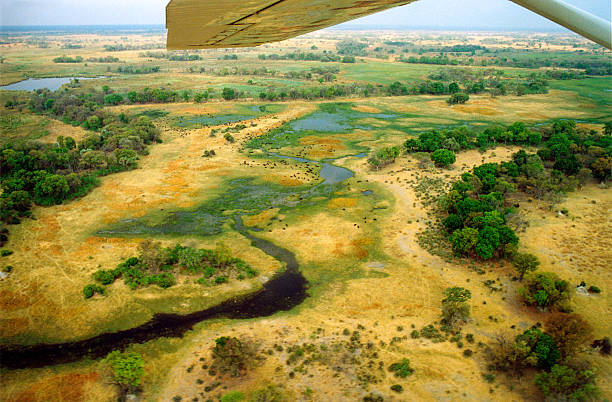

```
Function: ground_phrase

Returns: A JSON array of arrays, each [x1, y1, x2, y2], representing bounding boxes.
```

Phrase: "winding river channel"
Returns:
[[0, 152, 362, 369]]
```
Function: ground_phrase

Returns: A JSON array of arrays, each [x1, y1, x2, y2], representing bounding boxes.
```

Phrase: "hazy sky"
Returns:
[[1, 0, 610, 30]]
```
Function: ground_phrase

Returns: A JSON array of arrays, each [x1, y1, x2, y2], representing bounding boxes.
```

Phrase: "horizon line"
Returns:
[[0, 23, 573, 33]]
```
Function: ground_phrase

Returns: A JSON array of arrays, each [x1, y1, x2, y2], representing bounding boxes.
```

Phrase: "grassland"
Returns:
[[0, 28, 610, 402]]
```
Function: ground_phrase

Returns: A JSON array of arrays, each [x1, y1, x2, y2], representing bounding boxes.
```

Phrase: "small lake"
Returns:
[[0, 77, 103, 92]]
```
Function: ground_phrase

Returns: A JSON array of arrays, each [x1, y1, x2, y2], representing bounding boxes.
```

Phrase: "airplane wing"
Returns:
[[166, 0, 611, 50]]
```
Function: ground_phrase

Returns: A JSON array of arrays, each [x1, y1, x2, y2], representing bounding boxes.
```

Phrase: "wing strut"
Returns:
[[509, 0, 611, 49]]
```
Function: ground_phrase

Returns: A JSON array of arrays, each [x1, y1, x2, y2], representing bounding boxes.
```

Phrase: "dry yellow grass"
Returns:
[[0, 103, 314, 343]]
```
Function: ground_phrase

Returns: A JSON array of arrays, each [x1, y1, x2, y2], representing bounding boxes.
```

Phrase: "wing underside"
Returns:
[[166, 0, 611, 50], [166, 0, 415, 49]]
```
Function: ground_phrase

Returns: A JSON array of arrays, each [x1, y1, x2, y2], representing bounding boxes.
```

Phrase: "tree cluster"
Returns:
[[1, 116, 159, 225], [367, 146, 400, 170], [84, 242, 257, 297]]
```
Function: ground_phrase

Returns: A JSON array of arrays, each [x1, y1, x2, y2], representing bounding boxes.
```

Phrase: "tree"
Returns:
[[518, 271, 570, 311], [450, 227, 479, 256], [104, 351, 145, 394], [431, 149, 456, 167], [441, 287, 471, 330], [222, 87, 236, 100], [488, 333, 529, 375], [545, 313, 593, 359], [535, 363, 599, 401], [448, 82, 460, 94], [368, 146, 400, 170], [104, 93, 124, 105], [211, 336, 257, 377], [516, 328, 560, 370], [591, 157, 611, 181], [33, 174, 70, 205], [475, 225, 500, 260], [447, 92, 469, 105], [512, 252, 540, 281]]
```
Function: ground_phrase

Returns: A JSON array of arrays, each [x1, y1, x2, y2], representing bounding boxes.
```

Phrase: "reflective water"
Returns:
[[0, 77, 103, 91]]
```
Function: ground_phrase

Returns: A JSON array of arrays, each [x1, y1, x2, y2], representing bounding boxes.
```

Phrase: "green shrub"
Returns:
[[431, 149, 456, 167], [94, 269, 120, 285], [104, 351, 145, 393], [220, 391, 245, 402], [83, 284, 105, 299], [389, 358, 414, 378], [518, 271, 570, 311], [587, 285, 601, 293], [535, 364, 599, 401], [0, 249, 13, 257], [447, 92, 469, 105], [390, 384, 403, 393], [512, 253, 540, 281], [146, 273, 176, 288], [250, 385, 286, 402]]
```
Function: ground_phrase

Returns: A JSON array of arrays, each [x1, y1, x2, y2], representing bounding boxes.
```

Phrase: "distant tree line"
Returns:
[[139, 51, 202, 61], [87, 56, 119, 63], [104, 43, 164, 52], [53, 55, 83, 63], [258, 51, 342, 62]]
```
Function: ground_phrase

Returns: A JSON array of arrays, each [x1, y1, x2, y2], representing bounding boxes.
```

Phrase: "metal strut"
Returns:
[[509, 0, 611, 49]]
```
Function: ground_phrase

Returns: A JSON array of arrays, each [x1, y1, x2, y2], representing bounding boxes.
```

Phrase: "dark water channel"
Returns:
[[0, 152, 364, 369], [0, 218, 306, 369]]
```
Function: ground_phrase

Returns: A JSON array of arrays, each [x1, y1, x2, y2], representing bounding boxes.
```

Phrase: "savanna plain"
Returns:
[[0, 27, 610, 402]]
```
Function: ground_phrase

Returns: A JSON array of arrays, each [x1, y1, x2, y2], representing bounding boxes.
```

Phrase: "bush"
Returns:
[[389, 358, 414, 378], [222, 87, 236, 100], [83, 284, 105, 299], [250, 385, 286, 402], [441, 287, 471, 330], [0, 249, 13, 257], [94, 269, 120, 285], [490, 328, 561, 374], [224, 133, 235, 143], [104, 351, 145, 393], [545, 313, 592, 359], [220, 391, 245, 402], [518, 271, 570, 311], [518, 328, 560, 370], [390, 384, 403, 393], [431, 149, 456, 167], [447, 92, 469, 105], [146, 272, 176, 288], [463, 349, 473, 357], [587, 285, 601, 293], [211, 336, 257, 377], [535, 363, 599, 401], [512, 253, 540, 281]]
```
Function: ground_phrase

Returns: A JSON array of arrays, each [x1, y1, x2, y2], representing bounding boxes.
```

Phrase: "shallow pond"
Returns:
[[247, 102, 401, 152], [0, 77, 104, 91], [175, 104, 285, 128]]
